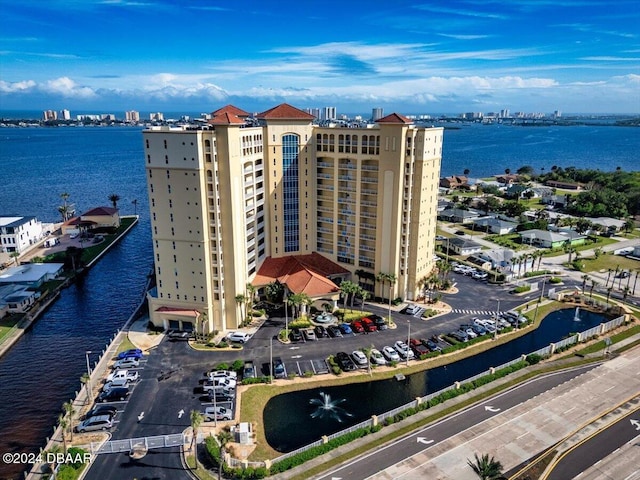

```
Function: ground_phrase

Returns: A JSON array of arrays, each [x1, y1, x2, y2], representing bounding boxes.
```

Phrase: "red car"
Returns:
[[360, 317, 378, 332], [351, 321, 364, 333], [409, 339, 429, 356]]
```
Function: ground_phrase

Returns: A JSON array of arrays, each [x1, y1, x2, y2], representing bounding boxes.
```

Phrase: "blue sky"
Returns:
[[1, 0, 639, 115]]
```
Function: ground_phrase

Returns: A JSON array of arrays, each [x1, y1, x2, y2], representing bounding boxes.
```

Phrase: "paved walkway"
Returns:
[[127, 314, 165, 351]]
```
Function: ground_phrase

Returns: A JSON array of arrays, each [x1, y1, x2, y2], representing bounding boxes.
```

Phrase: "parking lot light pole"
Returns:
[[85, 350, 92, 402], [284, 295, 289, 336], [494, 300, 500, 340], [269, 336, 273, 384], [406, 320, 411, 366]]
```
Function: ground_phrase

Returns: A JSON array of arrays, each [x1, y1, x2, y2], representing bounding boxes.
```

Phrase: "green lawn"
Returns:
[[0, 315, 21, 343], [485, 233, 527, 250], [577, 252, 640, 274]]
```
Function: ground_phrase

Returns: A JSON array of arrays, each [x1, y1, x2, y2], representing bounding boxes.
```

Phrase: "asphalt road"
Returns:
[[315, 364, 598, 480], [546, 404, 640, 480], [84, 273, 563, 478]]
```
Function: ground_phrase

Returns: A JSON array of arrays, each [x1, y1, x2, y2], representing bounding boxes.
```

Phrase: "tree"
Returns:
[[516, 165, 534, 176], [265, 281, 284, 304], [359, 288, 370, 312], [478, 196, 501, 215], [108, 194, 120, 209], [575, 218, 592, 234], [58, 414, 69, 454], [581, 274, 590, 293], [80, 373, 91, 404], [339, 280, 358, 312], [624, 217, 635, 234], [190, 410, 203, 468], [467, 453, 504, 480], [376, 272, 387, 301], [386, 273, 397, 320], [245, 283, 256, 316], [9, 251, 20, 266], [63, 401, 75, 442], [196, 310, 208, 343], [235, 294, 247, 324], [606, 286, 613, 306], [464, 168, 470, 176], [59, 192, 71, 221], [589, 279, 598, 299]]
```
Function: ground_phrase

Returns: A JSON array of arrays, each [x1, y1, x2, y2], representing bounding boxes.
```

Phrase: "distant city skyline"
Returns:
[[1, 0, 639, 114]]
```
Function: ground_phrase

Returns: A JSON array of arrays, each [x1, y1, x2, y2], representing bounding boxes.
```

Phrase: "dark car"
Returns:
[[421, 338, 441, 352], [208, 389, 235, 402], [167, 330, 191, 341], [273, 357, 286, 379], [360, 317, 378, 332], [328, 325, 343, 338], [289, 328, 303, 342], [314, 325, 329, 338], [335, 352, 356, 372], [243, 360, 256, 379], [369, 314, 388, 330], [351, 321, 364, 334], [83, 404, 117, 420], [116, 348, 143, 360], [454, 230, 465, 235], [98, 386, 130, 403], [409, 339, 429, 356]]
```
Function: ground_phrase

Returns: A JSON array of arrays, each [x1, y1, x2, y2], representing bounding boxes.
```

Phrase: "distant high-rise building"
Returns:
[[60, 109, 71, 120], [372, 107, 384, 121], [321, 107, 336, 121], [500, 109, 510, 118], [43, 110, 57, 121], [142, 103, 443, 333], [101, 114, 116, 121], [150, 112, 164, 121], [553, 110, 562, 119], [125, 110, 140, 122], [305, 108, 321, 119]]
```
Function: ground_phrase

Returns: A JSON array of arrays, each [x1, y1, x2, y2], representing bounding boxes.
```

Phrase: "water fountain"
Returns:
[[309, 392, 353, 423], [574, 307, 581, 321]]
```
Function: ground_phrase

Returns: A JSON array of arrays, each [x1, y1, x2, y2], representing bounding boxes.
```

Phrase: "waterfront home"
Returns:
[[439, 175, 469, 190], [519, 229, 586, 249], [0, 216, 44, 254], [0, 284, 37, 314], [61, 206, 120, 235], [0, 263, 63, 288]]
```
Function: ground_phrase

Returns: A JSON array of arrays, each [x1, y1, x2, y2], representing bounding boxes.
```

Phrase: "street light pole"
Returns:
[[284, 295, 289, 336], [85, 350, 92, 402], [269, 336, 273, 384], [406, 320, 411, 366], [494, 299, 500, 340]]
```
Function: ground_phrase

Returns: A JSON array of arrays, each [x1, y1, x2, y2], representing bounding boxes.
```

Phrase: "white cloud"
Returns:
[[0, 79, 36, 93], [43, 77, 96, 98]]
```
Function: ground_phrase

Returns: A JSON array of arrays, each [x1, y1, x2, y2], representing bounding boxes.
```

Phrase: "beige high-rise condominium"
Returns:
[[143, 103, 442, 335]]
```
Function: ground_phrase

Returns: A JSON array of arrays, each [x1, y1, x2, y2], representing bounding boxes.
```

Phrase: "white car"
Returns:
[[206, 370, 238, 381], [405, 304, 419, 315], [351, 350, 368, 368], [112, 358, 139, 369], [382, 345, 400, 362], [370, 348, 387, 366], [106, 369, 139, 383], [102, 377, 129, 392], [394, 341, 415, 360], [204, 406, 232, 421], [203, 377, 236, 392], [226, 331, 251, 343]]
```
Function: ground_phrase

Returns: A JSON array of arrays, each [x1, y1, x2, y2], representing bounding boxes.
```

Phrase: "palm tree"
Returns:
[[58, 414, 68, 454], [581, 274, 590, 293], [108, 194, 120, 209], [189, 410, 203, 468], [339, 280, 358, 312], [606, 269, 613, 288], [80, 373, 91, 404], [235, 294, 247, 325], [589, 279, 598, 300], [216, 429, 233, 480], [9, 251, 20, 266], [59, 192, 71, 221], [376, 272, 387, 302], [467, 453, 504, 480], [63, 401, 75, 442], [359, 288, 370, 312], [196, 310, 208, 343], [606, 286, 613, 307], [386, 273, 397, 320]]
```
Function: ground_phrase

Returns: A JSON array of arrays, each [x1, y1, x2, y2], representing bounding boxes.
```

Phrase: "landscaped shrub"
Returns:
[[242, 376, 270, 385], [232, 359, 244, 371], [526, 353, 542, 364], [513, 285, 531, 293], [549, 277, 562, 284], [289, 318, 312, 329], [524, 270, 551, 278]]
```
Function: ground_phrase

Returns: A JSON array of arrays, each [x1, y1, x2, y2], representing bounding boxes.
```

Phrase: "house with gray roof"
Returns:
[[447, 237, 483, 256], [438, 208, 482, 224], [0, 263, 64, 288], [472, 217, 518, 235]]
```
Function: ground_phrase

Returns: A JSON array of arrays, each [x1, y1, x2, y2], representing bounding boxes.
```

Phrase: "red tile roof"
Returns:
[[208, 112, 246, 125], [376, 113, 413, 124], [82, 206, 118, 216], [211, 105, 250, 118], [252, 252, 349, 297], [257, 103, 315, 120]]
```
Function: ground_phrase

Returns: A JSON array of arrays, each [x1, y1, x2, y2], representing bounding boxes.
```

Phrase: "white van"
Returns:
[[44, 238, 60, 248]]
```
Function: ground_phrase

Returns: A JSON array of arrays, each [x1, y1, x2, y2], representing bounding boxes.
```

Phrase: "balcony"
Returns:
[[361, 164, 378, 172], [361, 176, 378, 184]]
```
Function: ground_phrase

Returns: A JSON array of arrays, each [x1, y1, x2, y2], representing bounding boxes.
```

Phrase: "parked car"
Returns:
[[227, 331, 252, 343], [112, 358, 139, 369], [273, 357, 286, 378], [435, 235, 447, 241], [204, 406, 232, 421], [470, 323, 487, 336], [360, 317, 378, 332], [454, 230, 465, 235], [351, 350, 368, 368], [472, 271, 488, 280], [382, 345, 400, 362], [369, 348, 387, 365], [409, 339, 429, 357], [106, 369, 139, 383], [339, 323, 353, 335], [203, 377, 236, 392], [404, 304, 419, 315], [167, 330, 191, 341], [208, 388, 235, 402], [83, 404, 117, 420], [302, 328, 317, 341], [460, 325, 478, 339], [98, 386, 130, 403], [327, 325, 343, 338], [314, 325, 329, 338], [75, 414, 113, 433], [335, 352, 356, 372], [350, 321, 365, 334], [206, 370, 238, 381], [420, 338, 441, 352], [102, 377, 129, 392], [369, 314, 388, 330], [243, 361, 257, 379], [116, 348, 143, 360], [394, 340, 415, 360], [449, 330, 469, 342], [289, 328, 303, 342]]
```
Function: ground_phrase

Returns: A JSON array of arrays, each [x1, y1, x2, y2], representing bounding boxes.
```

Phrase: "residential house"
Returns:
[[545, 180, 583, 190], [61, 206, 120, 235], [0, 263, 64, 288], [438, 208, 482, 224], [0, 284, 38, 314], [495, 174, 520, 185], [541, 194, 570, 209], [474, 248, 517, 271], [519, 229, 586, 249], [472, 217, 518, 235], [448, 237, 483, 256], [505, 184, 530, 199], [0, 216, 44, 254], [586, 217, 626, 234], [439, 175, 469, 189]]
